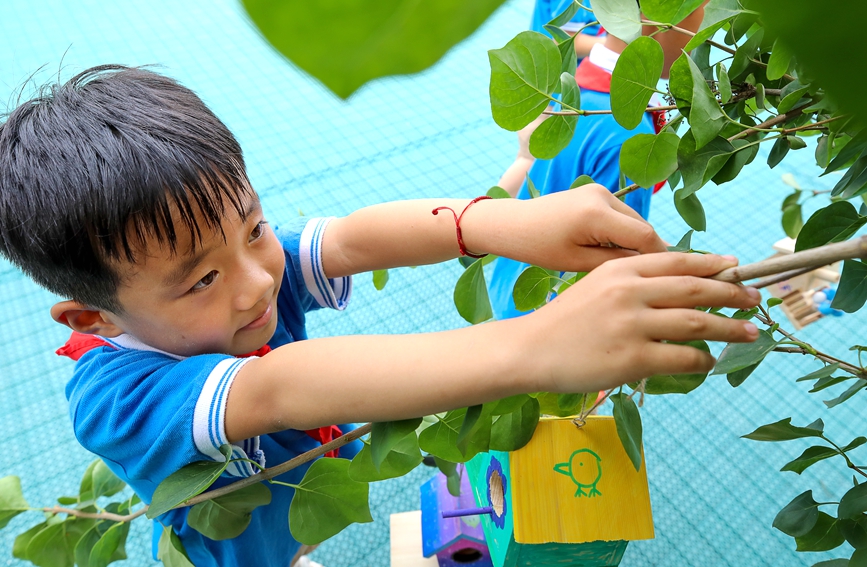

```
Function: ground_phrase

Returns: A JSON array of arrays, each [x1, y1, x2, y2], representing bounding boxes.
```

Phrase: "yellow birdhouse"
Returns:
[[464, 415, 654, 567]]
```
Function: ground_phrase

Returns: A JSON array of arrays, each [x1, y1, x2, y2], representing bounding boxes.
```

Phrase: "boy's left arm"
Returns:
[[321, 185, 667, 278]]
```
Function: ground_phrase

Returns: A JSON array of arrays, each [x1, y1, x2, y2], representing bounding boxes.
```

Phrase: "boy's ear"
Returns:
[[51, 301, 123, 337]]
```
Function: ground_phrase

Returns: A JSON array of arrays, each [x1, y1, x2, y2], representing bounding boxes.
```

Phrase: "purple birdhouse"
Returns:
[[421, 468, 493, 567]]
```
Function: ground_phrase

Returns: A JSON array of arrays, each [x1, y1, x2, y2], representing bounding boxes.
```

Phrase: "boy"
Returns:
[[491, 4, 707, 320], [0, 65, 759, 566]]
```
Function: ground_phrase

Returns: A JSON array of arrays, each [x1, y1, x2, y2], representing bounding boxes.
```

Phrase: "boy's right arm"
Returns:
[[224, 252, 760, 442]]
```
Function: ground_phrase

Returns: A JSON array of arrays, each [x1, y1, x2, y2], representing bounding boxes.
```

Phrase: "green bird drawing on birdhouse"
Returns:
[[554, 448, 602, 497]]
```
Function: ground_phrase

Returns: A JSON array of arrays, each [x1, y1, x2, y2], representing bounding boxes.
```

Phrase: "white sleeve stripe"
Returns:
[[299, 217, 352, 311], [193, 357, 250, 462]]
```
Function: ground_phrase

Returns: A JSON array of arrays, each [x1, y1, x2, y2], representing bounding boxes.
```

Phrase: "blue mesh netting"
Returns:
[[1, 1, 865, 566]]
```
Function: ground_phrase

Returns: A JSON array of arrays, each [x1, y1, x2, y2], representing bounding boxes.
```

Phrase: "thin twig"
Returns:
[[728, 103, 812, 141], [712, 237, 867, 284], [543, 105, 677, 116], [41, 506, 148, 523]]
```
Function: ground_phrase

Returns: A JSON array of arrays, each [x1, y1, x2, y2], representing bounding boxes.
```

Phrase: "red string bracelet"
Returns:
[[431, 196, 492, 258]]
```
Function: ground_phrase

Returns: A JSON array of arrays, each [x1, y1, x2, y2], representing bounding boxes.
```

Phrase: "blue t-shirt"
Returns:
[[489, 88, 655, 321], [65, 216, 360, 567], [531, 0, 600, 38]]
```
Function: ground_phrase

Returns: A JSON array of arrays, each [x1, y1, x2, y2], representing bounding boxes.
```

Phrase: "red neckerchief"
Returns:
[[57, 332, 342, 457], [575, 58, 668, 194]]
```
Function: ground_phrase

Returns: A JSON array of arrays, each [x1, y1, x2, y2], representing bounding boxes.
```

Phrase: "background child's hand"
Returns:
[[473, 184, 668, 271], [517, 252, 761, 393]]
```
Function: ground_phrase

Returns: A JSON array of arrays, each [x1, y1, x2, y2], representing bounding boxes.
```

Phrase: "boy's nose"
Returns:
[[235, 261, 276, 311]]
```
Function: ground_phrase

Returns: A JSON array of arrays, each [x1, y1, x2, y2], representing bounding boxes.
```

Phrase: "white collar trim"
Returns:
[[99, 334, 186, 360]]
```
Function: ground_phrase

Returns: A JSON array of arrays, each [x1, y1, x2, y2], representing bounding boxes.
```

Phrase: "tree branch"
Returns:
[[41, 505, 148, 523]]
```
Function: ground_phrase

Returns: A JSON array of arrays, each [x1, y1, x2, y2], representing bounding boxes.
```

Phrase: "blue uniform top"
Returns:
[[65, 216, 361, 567], [531, 0, 600, 38], [489, 86, 655, 321]]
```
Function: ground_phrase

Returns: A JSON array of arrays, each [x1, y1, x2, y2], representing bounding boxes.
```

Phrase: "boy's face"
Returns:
[[101, 193, 285, 357]]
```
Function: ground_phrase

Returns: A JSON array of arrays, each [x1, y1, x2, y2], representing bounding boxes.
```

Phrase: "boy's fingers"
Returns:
[[641, 309, 760, 344], [626, 251, 739, 278], [594, 210, 667, 254], [642, 277, 760, 309], [640, 341, 718, 376]]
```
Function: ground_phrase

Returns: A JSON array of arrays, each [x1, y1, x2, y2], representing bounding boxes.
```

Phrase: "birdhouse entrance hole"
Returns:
[[488, 470, 505, 517], [451, 547, 483, 563]]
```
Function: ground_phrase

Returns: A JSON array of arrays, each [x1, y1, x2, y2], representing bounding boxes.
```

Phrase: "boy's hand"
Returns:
[[518, 252, 761, 393], [469, 184, 668, 271]]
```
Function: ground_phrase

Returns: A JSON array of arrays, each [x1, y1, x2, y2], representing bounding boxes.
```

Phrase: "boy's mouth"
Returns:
[[240, 303, 273, 331]]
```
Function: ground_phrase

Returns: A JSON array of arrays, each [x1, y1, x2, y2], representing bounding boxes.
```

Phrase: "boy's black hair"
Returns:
[[0, 65, 252, 312]]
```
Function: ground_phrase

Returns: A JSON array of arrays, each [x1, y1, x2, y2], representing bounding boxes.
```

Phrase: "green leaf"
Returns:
[[813, 560, 851, 567], [89, 522, 127, 567], [777, 82, 811, 114], [729, 28, 764, 79], [620, 132, 680, 188], [432, 457, 462, 497], [157, 526, 194, 567], [796, 364, 842, 383], [372, 269, 389, 291], [457, 405, 486, 454], [636, 341, 711, 394], [641, 0, 704, 24], [147, 445, 233, 519], [781, 190, 804, 239], [486, 186, 511, 199], [767, 297, 784, 308], [13, 521, 47, 561], [767, 136, 791, 169], [668, 230, 694, 252], [527, 174, 540, 199], [824, 380, 867, 408], [570, 174, 595, 188], [453, 259, 493, 324], [241, 0, 508, 99], [713, 139, 759, 185], [674, 188, 707, 232], [419, 409, 489, 462], [712, 330, 777, 375], [831, 260, 867, 313], [727, 362, 760, 388], [0, 476, 29, 529], [529, 72, 580, 159], [491, 394, 533, 415], [490, 397, 541, 451], [289, 458, 372, 545], [717, 63, 732, 104], [774, 490, 820, 537], [611, 392, 643, 472], [90, 461, 125, 500], [780, 446, 839, 475], [513, 266, 556, 311], [26, 522, 74, 567], [742, 417, 825, 442], [78, 460, 100, 502], [557, 34, 578, 76], [700, 0, 743, 32], [349, 435, 423, 482], [548, 1, 580, 27], [370, 419, 422, 472], [677, 131, 735, 196], [684, 18, 729, 53], [610, 37, 664, 130], [810, 375, 851, 393], [187, 483, 272, 540], [826, 130, 867, 176], [591, 0, 641, 43], [73, 524, 102, 567], [488, 31, 561, 131], [832, 155, 867, 200], [839, 515, 867, 549], [795, 512, 845, 552], [796, 202, 866, 253], [731, 307, 759, 320], [668, 53, 694, 114], [685, 55, 727, 149], [841, 484, 867, 520]]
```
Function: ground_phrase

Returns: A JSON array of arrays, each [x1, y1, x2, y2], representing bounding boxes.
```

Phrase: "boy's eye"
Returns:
[[249, 220, 268, 242], [191, 270, 218, 292]]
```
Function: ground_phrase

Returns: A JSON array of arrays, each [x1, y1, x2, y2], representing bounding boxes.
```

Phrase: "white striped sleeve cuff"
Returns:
[[299, 217, 352, 310], [192, 357, 265, 478]]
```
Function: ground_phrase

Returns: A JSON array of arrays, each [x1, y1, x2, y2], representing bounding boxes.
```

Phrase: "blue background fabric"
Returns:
[[1, 1, 865, 566]]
